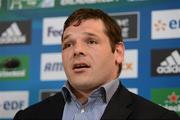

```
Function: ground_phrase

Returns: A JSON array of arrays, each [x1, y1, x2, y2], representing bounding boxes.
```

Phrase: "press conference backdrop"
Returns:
[[0, 0, 180, 119]]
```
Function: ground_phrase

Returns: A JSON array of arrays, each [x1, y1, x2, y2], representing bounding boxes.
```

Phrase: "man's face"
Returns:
[[62, 19, 124, 92]]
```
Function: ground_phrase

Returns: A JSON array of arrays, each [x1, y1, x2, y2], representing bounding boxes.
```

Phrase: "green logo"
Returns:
[[0, 55, 29, 80], [6, 0, 174, 12], [0, 0, 1, 9], [151, 88, 180, 115], [8, 0, 55, 10]]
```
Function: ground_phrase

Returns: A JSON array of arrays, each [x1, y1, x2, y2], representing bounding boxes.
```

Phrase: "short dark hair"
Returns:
[[62, 8, 123, 75]]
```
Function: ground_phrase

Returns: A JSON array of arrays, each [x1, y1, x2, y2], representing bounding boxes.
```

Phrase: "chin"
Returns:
[[73, 83, 92, 90]]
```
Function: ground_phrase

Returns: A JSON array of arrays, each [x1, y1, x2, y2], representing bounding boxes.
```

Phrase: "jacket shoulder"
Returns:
[[129, 90, 180, 119], [13, 92, 65, 120]]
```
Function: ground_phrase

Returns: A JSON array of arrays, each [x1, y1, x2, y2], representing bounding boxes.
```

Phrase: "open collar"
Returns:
[[61, 78, 119, 104]]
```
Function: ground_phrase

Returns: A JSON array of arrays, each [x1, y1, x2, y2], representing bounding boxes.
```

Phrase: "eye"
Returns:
[[62, 43, 73, 50], [87, 39, 97, 45]]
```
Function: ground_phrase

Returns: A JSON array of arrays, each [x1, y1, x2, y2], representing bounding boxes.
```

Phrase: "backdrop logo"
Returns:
[[40, 90, 59, 100], [41, 53, 66, 81], [151, 88, 180, 115], [126, 0, 148, 2], [43, 17, 67, 45], [0, 20, 31, 45], [111, 12, 139, 41], [153, 20, 167, 31], [151, 9, 180, 39], [8, 0, 55, 10], [128, 88, 138, 94], [0, 91, 29, 119], [151, 49, 180, 76], [60, 0, 119, 6], [0, 55, 29, 80], [120, 49, 138, 78]]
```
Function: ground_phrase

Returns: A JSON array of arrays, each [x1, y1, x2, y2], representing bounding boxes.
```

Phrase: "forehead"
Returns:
[[63, 19, 106, 37]]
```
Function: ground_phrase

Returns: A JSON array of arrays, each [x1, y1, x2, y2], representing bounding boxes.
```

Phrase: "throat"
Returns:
[[71, 87, 91, 104]]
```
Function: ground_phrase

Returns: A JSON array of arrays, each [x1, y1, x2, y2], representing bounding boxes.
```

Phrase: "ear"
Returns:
[[114, 42, 125, 64]]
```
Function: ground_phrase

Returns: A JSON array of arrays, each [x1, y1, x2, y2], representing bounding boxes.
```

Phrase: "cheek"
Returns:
[[62, 54, 68, 66], [62, 51, 69, 60], [62, 52, 72, 69], [94, 52, 112, 67], [62, 55, 65, 64]]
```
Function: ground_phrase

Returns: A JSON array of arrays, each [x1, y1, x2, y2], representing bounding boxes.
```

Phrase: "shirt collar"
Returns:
[[61, 78, 119, 103]]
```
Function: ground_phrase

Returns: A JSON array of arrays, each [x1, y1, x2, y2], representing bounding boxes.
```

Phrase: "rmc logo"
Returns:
[[40, 53, 67, 81], [44, 62, 64, 72]]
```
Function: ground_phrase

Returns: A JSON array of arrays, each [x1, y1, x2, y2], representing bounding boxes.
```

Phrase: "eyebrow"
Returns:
[[62, 32, 99, 43], [62, 34, 71, 43], [84, 32, 98, 38]]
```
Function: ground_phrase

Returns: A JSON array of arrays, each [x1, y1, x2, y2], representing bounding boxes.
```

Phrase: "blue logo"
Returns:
[[47, 26, 63, 37], [169, 19, 180, 29], [3, 100, 25, 111], [44, 62, 64, 72]]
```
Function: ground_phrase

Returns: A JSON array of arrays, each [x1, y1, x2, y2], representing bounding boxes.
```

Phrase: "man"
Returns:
[[14, 8, 180, 120]]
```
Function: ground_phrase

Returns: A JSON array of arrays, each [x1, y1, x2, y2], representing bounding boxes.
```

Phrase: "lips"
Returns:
[[73, 63, 90, 70]]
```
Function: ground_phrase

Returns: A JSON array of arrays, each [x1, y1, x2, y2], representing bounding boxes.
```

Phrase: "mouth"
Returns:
[[73, 63, 90, 71]]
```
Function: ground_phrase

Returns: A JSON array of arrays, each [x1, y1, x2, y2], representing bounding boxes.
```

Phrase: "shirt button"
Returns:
[[81, 109, 85, 113]]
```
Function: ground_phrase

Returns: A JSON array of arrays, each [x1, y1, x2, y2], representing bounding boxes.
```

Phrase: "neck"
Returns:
[[70, 87, 91, 104]]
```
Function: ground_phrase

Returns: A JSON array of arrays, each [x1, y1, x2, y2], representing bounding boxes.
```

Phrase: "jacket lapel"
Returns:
[[101, 83, 133, 120], [57, 92, 66, 119]]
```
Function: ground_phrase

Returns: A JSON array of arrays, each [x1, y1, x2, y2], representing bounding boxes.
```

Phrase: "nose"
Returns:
[[73, 42, 85, 57]]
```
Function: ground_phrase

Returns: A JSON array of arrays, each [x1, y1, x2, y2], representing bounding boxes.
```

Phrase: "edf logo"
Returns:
[[153, 19, 180, 31], [3, 100, 25, 111], [151, 9, 180, 39], [0, 91, 28, 119], [169, 19, 180, 29]]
